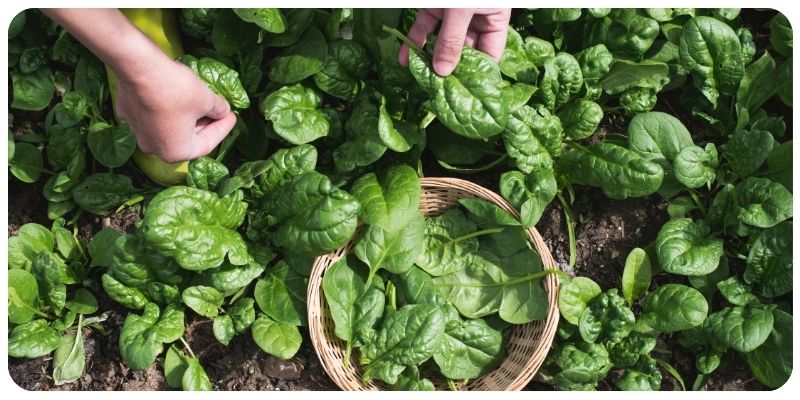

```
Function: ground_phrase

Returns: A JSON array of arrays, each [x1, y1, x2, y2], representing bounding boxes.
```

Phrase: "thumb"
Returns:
[[202, 91, 232, 120], [189, 112, 237, 159]]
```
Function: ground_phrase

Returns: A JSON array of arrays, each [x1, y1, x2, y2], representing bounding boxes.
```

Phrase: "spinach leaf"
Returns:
[[733, 177, 793, 229], [354, 210, 425, 276], [559, 99, 603, 140], [213, 315, 235, 345], [11, 66, 54, 111], [31, 251, 67, 312], [261, 84, 330, 145], [9, 142, 44, 183], [313, 40, 369, 100], [416, 209, 479, 276], [390, 366, 435, 391], [716, 276, 758, 306], [557, 143, 664, 199], [361, 304, 445, 385], [737, 52, 778, 117], [615, 355, 662, 391], [187, 157, 230, 192], [268, 27, 327, 84], [743, 309, 792, 388], [180, 55, 250, 109], [52, 317, 85, 385], [723, 129, 774, 178], [101, 274, 148, 310], [558, 276, 602, 325], [233, 8, 286, 32], [182, 358, 213, 390], [65, 288, 98, 315], [8, 222, 53, 270], [708, 303, 775, 353], [674, 143, 718, 189], [553, 342, 612, 390], [607, 332, 657, 367], [251, 314, 302, 359], [254, 261, 307, 326], [627, 111, 694, 195], [622, 248, 652, 307], [578, 289, 635, 344], [263, 9, 315, 47], [745, 222, 792, 298], [119, 303, 185, 370], [407, 46, 510, 139], [142, 186, 249, 270], [769, 12, 792, 58], [655, 218, 723, 276], [8, 319, 60, 358], [679, 16, 744, 106], [350, 164, 420, 231], [8, 269, 39, 324], [269, 171, 360, 256], [433, 317, 505, 380], [458, 198, 520, 228], [182, 286, 224, 317], [642, 284, 708, 332], [539, 53, 583, 110], [86, 122, 136, 168], [73, 173, 137, 215]]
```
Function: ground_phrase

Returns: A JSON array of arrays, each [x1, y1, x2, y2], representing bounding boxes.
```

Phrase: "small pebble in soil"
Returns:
[[262, 356, 304, 381]]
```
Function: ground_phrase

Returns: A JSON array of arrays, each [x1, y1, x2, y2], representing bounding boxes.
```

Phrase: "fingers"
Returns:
[[475, 29, 508, 61], [399, 9, 440, 67], [433, 9, 474, 76], [203, 91, 232, 120], [465, 29, 479, 48], [189, 112, 237, 159]]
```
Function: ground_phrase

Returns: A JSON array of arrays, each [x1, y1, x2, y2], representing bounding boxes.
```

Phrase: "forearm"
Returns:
[[40, 9, 173, 83]]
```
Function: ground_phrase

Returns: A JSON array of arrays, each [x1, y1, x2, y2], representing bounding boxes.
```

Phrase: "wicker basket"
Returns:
[[307, 177, 561, 391]]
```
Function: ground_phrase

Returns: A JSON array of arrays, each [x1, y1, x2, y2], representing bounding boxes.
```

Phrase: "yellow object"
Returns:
[[107, 8, 188, 186]]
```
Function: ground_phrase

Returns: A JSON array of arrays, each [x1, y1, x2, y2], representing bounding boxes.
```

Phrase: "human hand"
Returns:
[[113, 58, 236, 163], [398, 8, 512, 76]]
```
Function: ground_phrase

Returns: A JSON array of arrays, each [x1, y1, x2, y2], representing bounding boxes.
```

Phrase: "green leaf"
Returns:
[[11, 66, 54, 111], [313, 40, 369, 100], [65, 288, 98, 315], [708, 304, 774, 352], [578, 289, 635, 344], [102, 274, 148, 310], [458, 198, 520, 228], [539, 53, 584, 110], [769, 12, 792, 57], [655, 218, 723, 276], [642, 284, 708, 332], [8, 319, 60, 358], [254, 261, 307, 326], [229, 297, 256, 333], [252, 144, 318, 195], [31, 252, 67, 312], [416, 209, 478, 276], [361, 304, 445, 385], [142, 186, 249, 270], [52, 226, 81, 261], [558, 277, 602, 325], [164, 345, 189, 389], [260, 84, 329, 145], [88, 228, 121, 268], [716, 276, 758, 306], [601, 60, 670, 95], [390, 366, 435, 391], [427, 122, 495, 166], [745, 222, 792, 298], [119, 303, 185, 370], [559, 99, 603, 140], [557, 143, 664, 199], [53, 321, 85, 385], [627, 111, 694, 195], [213, 315, 235, 345], [622, 248, 652, 306], [607, 332, 657, 367], [269, 172, 360, 256], [743, 309, 792, 388], [688, 256, 730, 300], [182, 286, 224, 318], [350, 164, 420, 231], [9, 142, 44, 183], [762, 140, 791, 191], [615, 356, 662, 391], [553, 342, 612, 390], [187, 157, 230, 192], [73, 173, 137, 215], [679, 16, 744, 106], [180, 55, 250, 109], [268, 27, 327, 84], [433, 317, 505, 380], [8, 223, 53, 270], [674, 144, 718, 189], [86, 122, 136, 168], [354, 210, 425, 276], [207, 260, 265, 293], [737, 52, 778, 116], [724, 129, 774, 178], [733, 177, 793, 229], [407, 46, 509, 139], [251, 314, 302, 359], [8, 269, 39, 324], [233, 8, 286, 33], [182, 358, 212, 391], [263, 9, 315, 47]]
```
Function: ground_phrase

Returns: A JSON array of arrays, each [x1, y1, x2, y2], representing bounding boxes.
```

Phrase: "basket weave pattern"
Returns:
[[307, 177, 561, 391]]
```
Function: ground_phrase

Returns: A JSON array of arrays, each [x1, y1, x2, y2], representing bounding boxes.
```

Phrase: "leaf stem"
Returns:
[[381, 26, 424, 56], [556, 192, 577, 269], [687, 189, 708, 218], [180, 336, 197, 359]]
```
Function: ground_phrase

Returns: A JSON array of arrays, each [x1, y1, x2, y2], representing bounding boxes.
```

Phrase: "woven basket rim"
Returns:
[[307, 177, 561, 391]]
